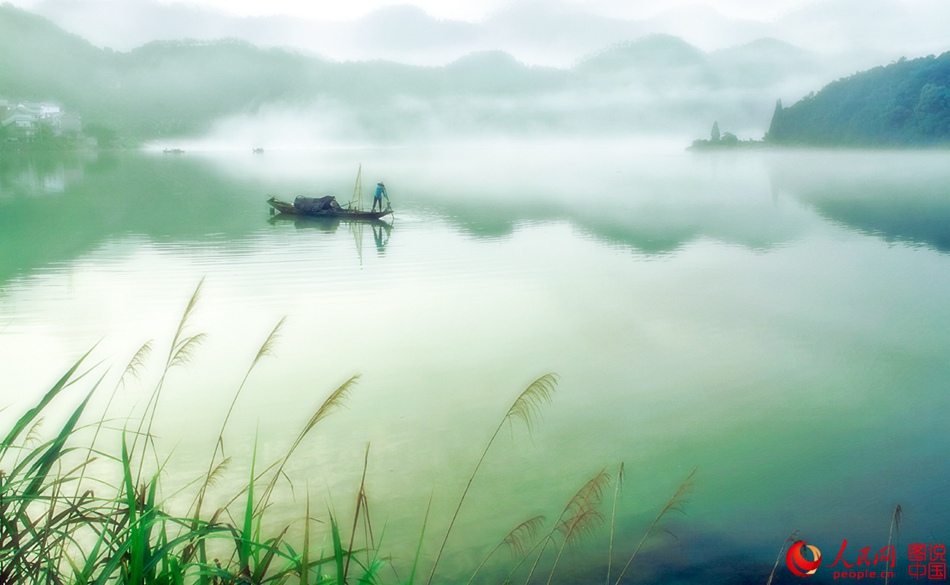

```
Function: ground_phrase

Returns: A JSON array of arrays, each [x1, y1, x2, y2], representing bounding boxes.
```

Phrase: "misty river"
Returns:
[[1, 141, 948, 583]]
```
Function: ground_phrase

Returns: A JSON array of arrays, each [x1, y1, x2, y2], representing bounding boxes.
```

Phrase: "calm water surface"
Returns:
[[1, 142, 948, 583]]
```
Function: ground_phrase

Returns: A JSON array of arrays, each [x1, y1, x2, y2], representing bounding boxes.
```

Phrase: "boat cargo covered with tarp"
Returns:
[[294, 195, 342, 213]]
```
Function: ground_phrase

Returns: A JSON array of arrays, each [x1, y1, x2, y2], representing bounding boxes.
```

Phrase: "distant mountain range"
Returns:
[[0, 4, 845, 142], [3, 3, 948, 146], [24, 0, 950, 71]]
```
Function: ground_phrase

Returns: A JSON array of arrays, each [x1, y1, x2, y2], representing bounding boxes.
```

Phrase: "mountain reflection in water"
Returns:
[[2, 147, 948, 286]]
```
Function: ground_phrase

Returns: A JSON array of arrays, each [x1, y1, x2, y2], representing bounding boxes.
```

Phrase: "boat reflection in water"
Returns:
[[267, 212, 392, 258]]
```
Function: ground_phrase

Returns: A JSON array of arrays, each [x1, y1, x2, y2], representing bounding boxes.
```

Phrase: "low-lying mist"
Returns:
[[155, 78, 810, 151]]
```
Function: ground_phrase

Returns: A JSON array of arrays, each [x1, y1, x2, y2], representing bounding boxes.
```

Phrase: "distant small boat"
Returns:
[[253, 147, 264, 154], [163, 148, 185, 154]]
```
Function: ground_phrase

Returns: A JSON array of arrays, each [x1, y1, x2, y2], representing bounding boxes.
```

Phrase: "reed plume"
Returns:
[[426, 373, 558, 585], [518, 467, 609, 585], [766, 530, 800, 585], [256, 374, 360, 516], [123, 340, 154, 383], [605, 461, 625, 585], [468, 515, 547, 584], [192, 317, 285, 521], [132, 278, 206, 479], [75, 340, 154, 498], [612, 466, 697, 585], [546, 506, 605, 584], [505, 515, 548, 560], [884, 505, 902, 585]]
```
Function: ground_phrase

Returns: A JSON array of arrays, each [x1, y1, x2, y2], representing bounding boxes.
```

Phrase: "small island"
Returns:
[[687, 121, 765, 150]]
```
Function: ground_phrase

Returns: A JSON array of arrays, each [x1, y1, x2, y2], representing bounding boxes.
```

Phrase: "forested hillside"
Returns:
[[768, 52, 950, 146]]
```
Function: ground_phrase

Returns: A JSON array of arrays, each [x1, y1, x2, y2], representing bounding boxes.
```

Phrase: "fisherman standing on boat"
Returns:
[[372, 181, 389, 212]]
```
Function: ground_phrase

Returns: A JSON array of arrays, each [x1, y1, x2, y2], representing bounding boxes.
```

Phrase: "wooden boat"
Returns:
[[267, 211, 393, 232], [266, 166, 393, 220], [266, 196, 392, 220]]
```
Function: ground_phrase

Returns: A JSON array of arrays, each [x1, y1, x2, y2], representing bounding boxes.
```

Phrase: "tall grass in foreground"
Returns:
[[0, 287, 699, 584]]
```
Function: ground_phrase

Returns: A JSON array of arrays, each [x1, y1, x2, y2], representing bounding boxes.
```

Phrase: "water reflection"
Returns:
[[403, 152, 808, 254], [372, 223, 391, 255], [0, 152, 262, 283], [767, 150, 950, 253], [0, 151, 93, 197], [267, 213, 394, 259], [2, 147, 948, 288]]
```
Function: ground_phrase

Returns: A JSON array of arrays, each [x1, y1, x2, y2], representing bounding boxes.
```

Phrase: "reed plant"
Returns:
[[0, 285, 698, 585], [884, 505, 902, 585]]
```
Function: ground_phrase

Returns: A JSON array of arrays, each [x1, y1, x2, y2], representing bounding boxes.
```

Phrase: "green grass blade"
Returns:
[[17, 377, 103, 508], [301, 493, 311, 585], [121, 433, 138, 526], [142, 524, 232, 574], [330, 513, 345, 585], [408, 494, 432, 585], [1, 346, 95, 456], [240, 429, 259, 576]]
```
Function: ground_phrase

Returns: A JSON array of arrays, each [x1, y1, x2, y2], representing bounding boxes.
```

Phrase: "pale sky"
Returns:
[[17, 0, 820, 22], [161, 0, 812, 21], [12, 0, 946, 69]]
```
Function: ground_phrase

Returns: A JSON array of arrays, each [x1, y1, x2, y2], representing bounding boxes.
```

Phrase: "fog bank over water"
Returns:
[[142, 40, 826, 149], [156, 99, 740, 152]]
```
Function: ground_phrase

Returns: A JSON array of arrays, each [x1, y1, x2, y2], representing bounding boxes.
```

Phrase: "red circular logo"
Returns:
[[786, 541, 822, 577]]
